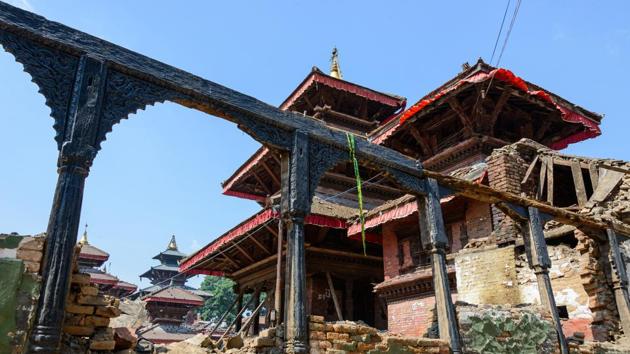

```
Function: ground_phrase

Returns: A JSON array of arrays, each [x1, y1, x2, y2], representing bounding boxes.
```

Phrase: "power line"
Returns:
[[490, 0, 512, 65]]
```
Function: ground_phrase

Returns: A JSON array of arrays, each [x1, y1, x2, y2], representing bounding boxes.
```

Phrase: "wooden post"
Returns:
[[235, 291, 244, 332], [274, 153, 288, 328], [28, 56, 106, 353], [207, 296, 239, 337], [606, 228, 630, 334], [284, 131, 309, 353], [344, 279, 354, 320], [418, 178, 461, 353], [326, 272, 343, 321], [252, 289, 261, 335], [523, 207, 568, 354]]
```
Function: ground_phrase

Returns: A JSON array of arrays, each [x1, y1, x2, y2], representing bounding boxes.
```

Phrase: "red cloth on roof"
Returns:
[[374, 68, 600, 148]]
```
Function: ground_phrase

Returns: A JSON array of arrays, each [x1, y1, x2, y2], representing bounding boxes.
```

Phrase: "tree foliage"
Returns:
[[198, 276, 237, 323]]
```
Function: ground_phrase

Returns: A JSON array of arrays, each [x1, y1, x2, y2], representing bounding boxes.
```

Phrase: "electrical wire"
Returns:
[[490, 0, 512, 65]]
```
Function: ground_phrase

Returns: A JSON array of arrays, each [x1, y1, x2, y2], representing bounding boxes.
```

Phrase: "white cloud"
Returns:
[[6, 0, 34, 11]]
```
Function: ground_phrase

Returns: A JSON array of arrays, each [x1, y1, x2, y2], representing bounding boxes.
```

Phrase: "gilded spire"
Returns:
[[78, 224, 89, 245], [167, 235, 178, 251], [329, 47, 342, 79]]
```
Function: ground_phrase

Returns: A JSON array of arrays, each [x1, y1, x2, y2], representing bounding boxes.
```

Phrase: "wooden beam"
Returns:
[[570, 161, 588, 207], [306, 246, 383, 262], [489, 88, 511, 132], [265, 224, 279, 238], [251, 170, 271, 195], [521, 155, 540, 185], [421, 169, 630, 238], [261, 160, 281, 188], [326, 272, 344, 321], [409, 125, 433, 156], [537, 157, 547, 200], [589, 163, 599, 191], [448, 98, 474, 135], [249, 235, 272, 255], [546, 157, 554, 205], [535, 119, 553, 141], [233, 242, 256, 263]]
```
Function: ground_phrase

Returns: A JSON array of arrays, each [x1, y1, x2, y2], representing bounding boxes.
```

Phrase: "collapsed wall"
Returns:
[[0, 233, 45, 354]]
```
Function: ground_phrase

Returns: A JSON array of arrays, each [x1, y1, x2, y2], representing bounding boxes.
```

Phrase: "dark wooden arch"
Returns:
[[0, 3, 438, 353]]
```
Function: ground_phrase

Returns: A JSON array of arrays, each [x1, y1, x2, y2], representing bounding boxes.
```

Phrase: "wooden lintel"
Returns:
[[261, 160, 281, 188], [306, 246, 383, 262]]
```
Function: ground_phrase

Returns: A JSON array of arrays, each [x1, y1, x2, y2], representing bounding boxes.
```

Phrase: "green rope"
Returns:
[[346, 133, 367, 255]]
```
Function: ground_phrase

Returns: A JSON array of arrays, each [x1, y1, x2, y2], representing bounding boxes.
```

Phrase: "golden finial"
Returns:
[[79, 224, 89, 245], [167, 235, 178, 250], [330, 47, 342, 79]]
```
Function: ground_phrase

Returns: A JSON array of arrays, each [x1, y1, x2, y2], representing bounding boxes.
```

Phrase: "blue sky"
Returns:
[[1, 1, 628, 289]]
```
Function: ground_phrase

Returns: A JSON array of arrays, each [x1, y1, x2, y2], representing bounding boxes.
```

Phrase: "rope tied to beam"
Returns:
[[346, 132, 367, 255]]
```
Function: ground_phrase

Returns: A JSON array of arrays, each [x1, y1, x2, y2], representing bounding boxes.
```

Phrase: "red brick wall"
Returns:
[[465, 200, 493, 241], [386, 293, 457, 337], [486, 151, 529, 241], [382, 224, 399, 280]]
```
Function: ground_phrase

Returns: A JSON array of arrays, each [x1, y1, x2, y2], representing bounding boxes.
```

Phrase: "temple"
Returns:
[[181, 53, 609, 342], [76, 226, 137, 298], [136, 235, 210, 344], [2, 5, 629, 352]]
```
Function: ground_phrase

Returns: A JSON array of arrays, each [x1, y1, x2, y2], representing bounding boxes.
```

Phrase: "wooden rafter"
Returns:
[[249, 235, 272, 255], [490, 88, 512, 132], [261, 160, 281, 188], [233, 242, 256, 263], [251, 170, 271, 195], [448, 97, 474, 135], [409, 125, 433, 156]]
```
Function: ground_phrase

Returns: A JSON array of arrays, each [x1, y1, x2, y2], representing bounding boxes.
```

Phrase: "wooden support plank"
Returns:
[[538, 158, 547, 199], [326, 272, 344, 321], [217, 290, 257, 346], [570, 161, 588, 207], [524, 207, 568, 354], [606, 228, 630, 335], [588, 163, 599, 191], [546, 157, 554, 205], [206, 296, 239, 336]]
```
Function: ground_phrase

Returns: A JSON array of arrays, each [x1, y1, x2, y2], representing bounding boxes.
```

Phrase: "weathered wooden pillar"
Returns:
[[252, 290, 261, 334], [28, 56, 106, 353], [235, 291, 244, 332], [284, 131, 309, 353], [418, 178, 461, 353], [606, 228, 630, 334], [523, 207, 568, 354], [274, 152, 288, 328]]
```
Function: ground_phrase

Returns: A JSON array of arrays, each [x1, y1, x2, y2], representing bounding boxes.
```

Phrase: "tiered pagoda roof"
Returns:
[[76, 227, 137, 297], [182, 53, 604, 280]]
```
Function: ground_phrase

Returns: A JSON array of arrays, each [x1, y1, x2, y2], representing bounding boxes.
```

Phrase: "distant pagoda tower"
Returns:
[[140, 235, 188, 287], [76, 225, 137, 298], [136, 235, 210, 344]]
